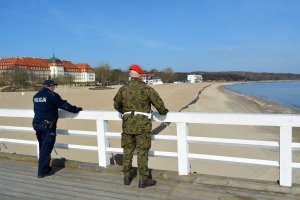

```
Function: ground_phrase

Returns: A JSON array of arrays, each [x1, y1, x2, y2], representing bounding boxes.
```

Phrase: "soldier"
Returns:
[[32, 79, 82, 178], [113, 64, 169, 188]]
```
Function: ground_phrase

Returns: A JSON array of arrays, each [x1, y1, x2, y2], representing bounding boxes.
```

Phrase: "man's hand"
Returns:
[[76, 107, 83, 113], [159, 109, 169, 115]]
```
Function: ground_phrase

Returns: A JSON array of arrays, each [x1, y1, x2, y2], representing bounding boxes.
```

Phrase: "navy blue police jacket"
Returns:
[[32, 88, 80, 125]]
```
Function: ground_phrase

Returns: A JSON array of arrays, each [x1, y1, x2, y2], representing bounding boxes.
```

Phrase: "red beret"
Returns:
[[130, 64, 143, 74]]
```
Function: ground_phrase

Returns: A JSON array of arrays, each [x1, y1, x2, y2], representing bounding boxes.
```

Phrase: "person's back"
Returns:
[[33, 81, 81, 125], [114, 64, 168, 188], [115, 77, 167, 135], [33, 87, 61, 124], [119, 78, 152, 113], [32, 79, 82, 178]]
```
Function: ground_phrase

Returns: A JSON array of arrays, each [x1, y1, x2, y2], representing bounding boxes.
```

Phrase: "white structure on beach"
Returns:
[[141, 73, 163, 84], [147, 77, 163, 84], [187, 74, 203, 83]]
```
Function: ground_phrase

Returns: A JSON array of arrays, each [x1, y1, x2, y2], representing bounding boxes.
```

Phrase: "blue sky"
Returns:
[[0, 0, 299, 73]]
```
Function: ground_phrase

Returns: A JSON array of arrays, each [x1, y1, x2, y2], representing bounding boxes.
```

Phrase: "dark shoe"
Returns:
[[124, 175, 133, 185], [138, 178, 157, 188], [37, 174, 47, 178], [37, 167, 53, 178]]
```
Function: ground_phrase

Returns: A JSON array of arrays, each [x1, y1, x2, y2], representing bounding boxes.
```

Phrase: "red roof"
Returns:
[[0, 57, 95, 72], [75, 63, 96, 72]]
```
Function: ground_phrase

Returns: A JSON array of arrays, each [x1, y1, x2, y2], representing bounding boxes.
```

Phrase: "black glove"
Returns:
[[76, 107, 83, 113], [159, 109, 169, 115]]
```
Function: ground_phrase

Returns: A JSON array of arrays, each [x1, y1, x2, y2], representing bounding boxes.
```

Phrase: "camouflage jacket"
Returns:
[[113, 77, 168, 135]]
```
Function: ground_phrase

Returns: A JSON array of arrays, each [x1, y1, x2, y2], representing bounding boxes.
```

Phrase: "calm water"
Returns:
[[224, 81, 300, 111]]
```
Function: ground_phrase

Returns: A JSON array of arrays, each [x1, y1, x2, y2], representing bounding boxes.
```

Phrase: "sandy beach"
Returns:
[[1, 82, 300, 183]]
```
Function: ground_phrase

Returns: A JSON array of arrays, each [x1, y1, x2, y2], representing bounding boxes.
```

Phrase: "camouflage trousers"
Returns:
[[121, 132, 151, 181]]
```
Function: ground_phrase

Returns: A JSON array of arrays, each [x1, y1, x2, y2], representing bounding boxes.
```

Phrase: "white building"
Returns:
[[187, 74, 203, 83], [0, 55, 96, 83], [147, 77, 163, 84], [141, 73, 163, 85]]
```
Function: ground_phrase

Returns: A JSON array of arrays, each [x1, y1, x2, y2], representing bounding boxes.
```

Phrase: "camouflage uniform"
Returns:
[[113, 77, 168, 180]]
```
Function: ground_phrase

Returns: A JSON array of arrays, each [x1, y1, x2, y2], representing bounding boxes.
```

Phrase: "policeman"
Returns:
[[113, 64, 169, 188], [32, 79, 82, 178]]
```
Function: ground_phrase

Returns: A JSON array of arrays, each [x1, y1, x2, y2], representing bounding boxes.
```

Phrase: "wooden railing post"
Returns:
[[279, 125, 292, 187], [96, 115, 110, 167], [177, 122, 190, 175]]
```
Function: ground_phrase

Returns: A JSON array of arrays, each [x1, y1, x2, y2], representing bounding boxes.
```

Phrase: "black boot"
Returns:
[[37, 167, 53, 178], [124, 175, 133, 185], [138, 178, 157, 188]]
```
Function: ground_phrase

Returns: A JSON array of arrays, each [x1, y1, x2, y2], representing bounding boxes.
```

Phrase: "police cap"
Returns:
[[43, 79, 58, 87]]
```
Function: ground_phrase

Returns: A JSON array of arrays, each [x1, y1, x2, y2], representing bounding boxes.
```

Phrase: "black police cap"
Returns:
[[43, 80, 58, 87]]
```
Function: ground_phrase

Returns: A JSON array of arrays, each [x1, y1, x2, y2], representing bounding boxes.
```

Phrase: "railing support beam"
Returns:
[[177, 122, 190, 175], [96, 115, 110, 167], [280, 125, 292, 187]]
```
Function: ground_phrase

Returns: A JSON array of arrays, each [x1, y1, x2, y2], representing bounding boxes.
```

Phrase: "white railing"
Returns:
[[0, 108, 300, 187]]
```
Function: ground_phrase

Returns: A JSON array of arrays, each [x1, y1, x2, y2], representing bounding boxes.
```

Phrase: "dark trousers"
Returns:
[[34, 123, 56, 176]]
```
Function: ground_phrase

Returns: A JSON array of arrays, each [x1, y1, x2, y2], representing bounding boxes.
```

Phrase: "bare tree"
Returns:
[[109, 69, 128, 84], [0, 71, 10, 86], [149, 68, 159, 73], [161, 67, 175, 83], [95, 63, 111, 85], [52, 75, 74, 86], [10, 69, 29, 87]]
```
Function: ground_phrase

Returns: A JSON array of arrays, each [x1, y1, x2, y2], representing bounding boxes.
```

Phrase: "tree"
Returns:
[[161, 67, 175, 83], [174, 72, 189, 82], [149, 68, 159, 73], [28, 71, 42, 83], [52, 75, 74, 86], [10, 69, 29, 88], [0, 71, 10, 86], [95, 63, 111, 84], [109, 69, 128, 84]]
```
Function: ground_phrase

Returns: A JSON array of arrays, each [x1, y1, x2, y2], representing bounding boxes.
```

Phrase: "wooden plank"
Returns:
[[0, 178, 92, 200], [1, 158, 300, 200], [0, 159, 175, 195], [170, 181, 297, 200], [0, 182, 50, 200], [0, 189, 27, 200], [0, 160, 171, 200], [0, 171, 170, 200]]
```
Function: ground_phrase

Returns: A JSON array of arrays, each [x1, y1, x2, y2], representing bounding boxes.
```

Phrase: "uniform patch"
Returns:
[[34, 97, 47, 102]]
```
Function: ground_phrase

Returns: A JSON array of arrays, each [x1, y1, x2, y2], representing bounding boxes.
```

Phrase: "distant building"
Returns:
[[147, 77, 163, 84], [141, 73, 163, 84], [0, 55, 96, 82], [187, 74, 203, 83]]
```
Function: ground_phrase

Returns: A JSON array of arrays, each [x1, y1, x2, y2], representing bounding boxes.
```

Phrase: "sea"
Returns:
[[224, 81, 300, 112]]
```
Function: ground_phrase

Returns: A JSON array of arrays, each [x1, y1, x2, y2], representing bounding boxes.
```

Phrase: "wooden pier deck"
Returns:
[[0, 153, 299, 200]]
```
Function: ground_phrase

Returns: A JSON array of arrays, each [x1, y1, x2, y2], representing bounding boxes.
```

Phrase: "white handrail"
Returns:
[[0, 108, 300, 187]]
